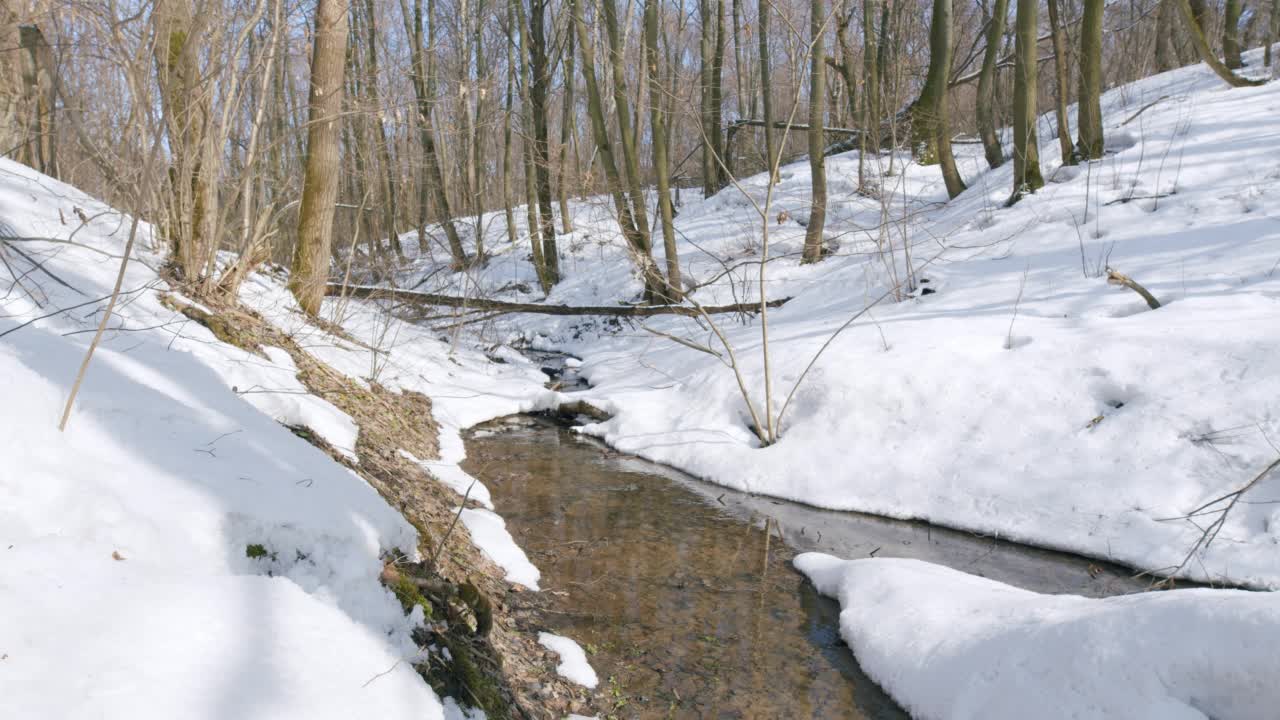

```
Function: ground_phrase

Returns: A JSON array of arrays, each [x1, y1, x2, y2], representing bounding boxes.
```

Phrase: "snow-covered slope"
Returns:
[[0, 156, 551, 715], [392, 48, 1280, 589]]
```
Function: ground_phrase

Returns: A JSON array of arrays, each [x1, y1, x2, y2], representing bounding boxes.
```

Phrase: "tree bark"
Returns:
[[1155, 0, 1177, 71], [1075, 0, 1105, 161], [915, 0, 966, 197], [1047, 0, 1074, 164], [1009, 0, 1044, 203], [1224, 0, 1244, 68], [759, 0, 779, 182], [399, 0, 468, 267], [645, 0, 683, 299], [557, 18, 576, 234], [862, 0, 880, 155], [527, 0, 560, 286], [802, 0, 828, 263], [976, 0, 1009, 168], [290, 0, 348, 315], [571, 0, 667, 300]]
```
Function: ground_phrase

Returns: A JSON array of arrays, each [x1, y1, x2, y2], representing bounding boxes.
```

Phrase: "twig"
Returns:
[[430, 480, 476, 571]]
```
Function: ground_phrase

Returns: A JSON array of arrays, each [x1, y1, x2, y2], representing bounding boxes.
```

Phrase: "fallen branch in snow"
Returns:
[[1151, 451, 1280, 585], [1120, 95, 1171, 126], [328, 284, 791, 317], [1105, 267, 1162, 309]]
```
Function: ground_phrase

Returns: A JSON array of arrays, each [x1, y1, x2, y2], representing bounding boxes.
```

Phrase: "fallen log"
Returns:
[[328, 283, 791, 317]]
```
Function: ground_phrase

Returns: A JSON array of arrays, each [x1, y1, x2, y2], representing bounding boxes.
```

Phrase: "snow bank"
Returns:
[[795, 554, 1280, 720], [537, 633, 599, 689], [0, 159, 447, 715], [460, 508, 541, 589]]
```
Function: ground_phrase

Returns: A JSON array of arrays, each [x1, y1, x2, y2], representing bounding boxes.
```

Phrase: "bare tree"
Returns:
[[290, 0, 349, 315], [1009, 0, 1044, 203], [802, 0, 829, 262]]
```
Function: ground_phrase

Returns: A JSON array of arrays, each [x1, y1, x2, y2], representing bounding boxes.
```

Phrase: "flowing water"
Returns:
[[463, 353, 1144, 717], [461, 411, 1146, 719]]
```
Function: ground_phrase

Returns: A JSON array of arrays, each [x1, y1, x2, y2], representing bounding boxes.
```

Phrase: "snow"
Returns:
[[537, 633, 599, 689], [375, 47, 1280, 589], [794, 553, 1280, 720], [459, 507, 541, 589], [0, 158, 469, 715]]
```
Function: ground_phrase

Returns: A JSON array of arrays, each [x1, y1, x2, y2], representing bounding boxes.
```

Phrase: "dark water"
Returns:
[[462, 415, 1144, 719]]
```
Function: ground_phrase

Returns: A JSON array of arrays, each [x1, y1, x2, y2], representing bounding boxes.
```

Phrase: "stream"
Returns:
[[460, 364, 1146, 718]]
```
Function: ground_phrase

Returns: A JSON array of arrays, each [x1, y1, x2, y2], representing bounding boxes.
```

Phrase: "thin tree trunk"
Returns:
[[471, 0, 489, 259], [513, 0, 549, 286], [1155, 0, 1177, 71], [712, 0, 728, 189], [701, 0, 717, 195], [1267, 0, 1278, 66], [645, 0, 682, 300], [358, 0, 402, 260], [570, 0, 666, 300], [1010, 0, 1044, 203], [976, 0, 1009, 168], [1047, 0, 1074, 163], [557, 19, 576, 234], [528, 0, 560, 286], [862, 0, 880, 154], [759, 0, 778, 182], [802, 0, 827, 263], [291, 0, 348, 315], [399, 0, 468, 267], [502, 7, 518, 247]]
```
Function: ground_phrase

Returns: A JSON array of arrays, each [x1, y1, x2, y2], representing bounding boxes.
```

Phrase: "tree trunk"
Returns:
[[512, 0, 548, 285], [290, 0, 348, 315], [862, 0, 880, 155], [1075, 0, 1104, 161], [528, 0, 560, 286], [835, 2, 859, 128], [915, 0, 965, 197], [1155, 0, 1177, 71], [701, 0, 717, 195], [1047, 0, 1074, 164], [1009, 0, 1044, 203], [976, 0, 1009, 168], [557, 19, 576, 234], [759, 0, 779, 182], [1224, 0, 1244, 68], [399, 0, 468, 267], [501, 9, 518, 247], [645, 0, 682, 300], [712, 0, 728, 189], [1267, 0, 1278, 66], [357, 0, 402, 260], [802, 0, 828, 263], [571, 0, 666, 301], [601, 0, 655, 248], [154, 0, 218, 282]]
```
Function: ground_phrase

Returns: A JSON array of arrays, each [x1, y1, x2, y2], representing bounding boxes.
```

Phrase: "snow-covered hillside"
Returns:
[[0, 158, 560, 715], [389, 48, 1280, 591]]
